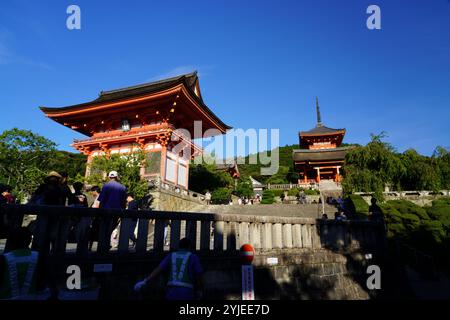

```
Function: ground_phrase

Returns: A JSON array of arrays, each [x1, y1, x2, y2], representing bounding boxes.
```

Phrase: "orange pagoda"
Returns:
[[293, 98, 349, 183], [40, 72, 230, 189]]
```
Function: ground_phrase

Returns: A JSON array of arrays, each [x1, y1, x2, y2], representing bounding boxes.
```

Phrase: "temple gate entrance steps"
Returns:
[[319, 179, 343, 199]]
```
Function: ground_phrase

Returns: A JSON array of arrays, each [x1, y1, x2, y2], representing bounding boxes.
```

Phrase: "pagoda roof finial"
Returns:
[[316, 96, 322, 127]]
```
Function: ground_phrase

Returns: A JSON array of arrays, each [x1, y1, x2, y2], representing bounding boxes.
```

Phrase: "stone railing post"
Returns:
[[292, 224, 302, 248], [239, 222, 250, 246], [249, 223, 261, 249], [272, 223, 283, 249], [282, 223, 293, 248], [301, 224, 312, 248], [261, 223, 273, 250]]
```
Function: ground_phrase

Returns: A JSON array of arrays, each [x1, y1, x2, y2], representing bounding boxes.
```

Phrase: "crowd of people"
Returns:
[[1, 169, 205, 300]]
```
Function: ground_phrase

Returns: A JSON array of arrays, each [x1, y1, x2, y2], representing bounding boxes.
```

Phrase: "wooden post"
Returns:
[[170, 220, 181, 250], [118, 218, 134, 253], [200, 220, 211, 251], [214, 221, 224, 251], [76, 217, 92, 256], [227, 222, 237, 251], [31, 214, 49, 254], [185, 220, 197, 250], [97, 217, 113, 254], [53, 216, 71, 255], [135, 218, 149, 254], [153, 219, 166, 252]]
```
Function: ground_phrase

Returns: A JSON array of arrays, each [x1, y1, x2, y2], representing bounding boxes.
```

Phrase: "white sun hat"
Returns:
[[108, 171, 118, 178]]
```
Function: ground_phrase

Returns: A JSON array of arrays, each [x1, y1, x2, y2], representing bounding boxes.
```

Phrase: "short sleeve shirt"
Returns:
[[97, 181, 127, 209]]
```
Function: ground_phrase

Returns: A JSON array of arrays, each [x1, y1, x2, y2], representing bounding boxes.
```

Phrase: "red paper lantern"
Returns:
[[240, 244, 255, 264]]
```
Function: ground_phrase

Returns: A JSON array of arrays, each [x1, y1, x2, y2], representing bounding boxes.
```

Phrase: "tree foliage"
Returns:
[[0, 128, 57, 201], [211, 187, 232, 204], [342, 132, 449, 196], [188, 163, 234, 194], [235, 176, 253, 198]]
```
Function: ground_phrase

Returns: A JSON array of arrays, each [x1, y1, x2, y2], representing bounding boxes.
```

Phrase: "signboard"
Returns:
[[93, 264, 113, 273], [242, 265, 254, 300], [267, 257, 279, 265]]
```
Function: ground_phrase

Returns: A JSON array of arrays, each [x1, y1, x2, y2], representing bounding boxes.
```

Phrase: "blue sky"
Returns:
[[0, 0, 449, 156]]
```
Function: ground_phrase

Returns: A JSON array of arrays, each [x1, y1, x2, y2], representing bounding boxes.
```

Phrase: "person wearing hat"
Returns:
[[97, 171, 127, 210], [96, 171, 127, 248], [29, 171, 65, 206]]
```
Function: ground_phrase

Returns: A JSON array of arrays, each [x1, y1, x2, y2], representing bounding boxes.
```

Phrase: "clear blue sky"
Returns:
[[1, 0, 449, 155]]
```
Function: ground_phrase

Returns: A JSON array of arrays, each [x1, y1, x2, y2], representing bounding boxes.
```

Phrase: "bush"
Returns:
[[261, 190, 275, 204], [383, 200, 430, 220], [268, 189, 284, 197], [346, 194, 369, 219], [211, 188, 232, 204], [304, 189, 320, 196], [235, 177, 253, 198], [287, 188, 300, 197]]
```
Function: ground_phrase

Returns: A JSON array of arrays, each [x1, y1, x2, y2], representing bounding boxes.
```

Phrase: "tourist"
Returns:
[[67, 182, 88, 243], [205, 191, 211, 205], [69, 182, 88, 208], [368, 197, 383, 222], [335, 210, 347, 221], [97, 171, 127, 210], [126, 193, 139, 246], [134, 237, 203, 300], [0, 227, 51, 299], [0, 185, 8, 239], [29, 171, 65, 206], [89, 186, 101, 208], [97, 171, 127, 249], [1, 185, 15, 204], [88, 186, 101, 251], [238, 197, 242, 205], [322, 213, 328, 220], [164, 220, 171, 246]]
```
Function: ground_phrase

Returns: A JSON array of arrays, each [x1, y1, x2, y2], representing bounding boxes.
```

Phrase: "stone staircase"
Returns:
[[319, 179, 343, 198]]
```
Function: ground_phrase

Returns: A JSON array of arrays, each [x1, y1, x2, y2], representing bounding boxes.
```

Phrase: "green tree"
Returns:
[[235, 176, 253, 198], [46, 151, 87, 183], [0, 128, 57, 201], [400, 149, 440, 191], [211, 187, 232, 204], [86, 150, 149, 199], [342, 132, 405, 199], [188, 163, 234, 194], [433, 146, 450, 189]]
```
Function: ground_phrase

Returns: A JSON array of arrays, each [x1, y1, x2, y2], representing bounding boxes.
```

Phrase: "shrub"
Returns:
[[261, 190, 275, 204], [268, 189, 284, 197], [304, 189, 320, 196], [383, 200, 430, 220], [211, 188, 232, 204], [346, 194, 369, 219], [287, 188, 300, 197]]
